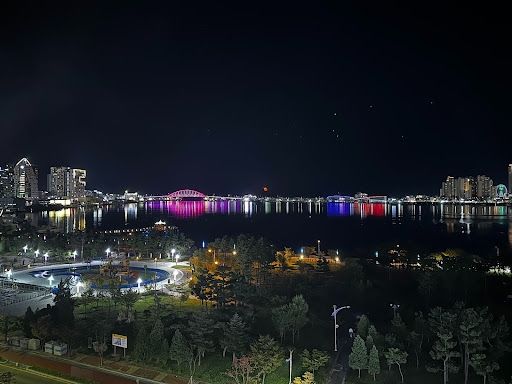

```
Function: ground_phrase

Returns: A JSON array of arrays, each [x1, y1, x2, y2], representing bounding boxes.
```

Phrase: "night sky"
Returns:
[[1, 3, 510, 196]]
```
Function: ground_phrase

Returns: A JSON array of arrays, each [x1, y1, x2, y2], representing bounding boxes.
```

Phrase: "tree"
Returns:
[[81, 288, 94, 319], [0, 372, 15, 384], [470, 353, 499, 384], [272, 305, 290, 343], [250, 335, 283, 384], [221, 313, 248, 359], [357, 315, 370, 339], [120, 289, 138, 320], [31, 314, 52, 346], [301, 349, 330, 375], [188, 312, 215, 366], [293, 371, 315, 384], [288, 295, 309, 344], [349, 335, 368, 378], [169, 329, 192, 371], [367, 345, 381, 381], [22, 307, 34, 338], [225, 355, 257, 384], [460, 308, 484, 384], [366, 335, 374, 350], [133, 325, 150, 362], [149, 318, 167, 363], [428, 307, 460, 384], [384, 348, 407, 383]]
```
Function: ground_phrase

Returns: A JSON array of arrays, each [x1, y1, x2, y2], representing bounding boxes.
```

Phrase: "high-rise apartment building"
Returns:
[[13, 158, 38, 199], [48, 167, 87, 198], [476, 175, 493, 199], [440, 176, 456, 199], [508, 164, 512, 196], [0, 165, 14, 198]]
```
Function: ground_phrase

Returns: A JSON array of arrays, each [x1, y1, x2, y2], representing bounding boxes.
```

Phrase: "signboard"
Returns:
[[112, 334, 127, 349]]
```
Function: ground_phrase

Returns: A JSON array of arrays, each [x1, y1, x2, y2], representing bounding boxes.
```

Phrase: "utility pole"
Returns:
[[332, 305, 350, 352]]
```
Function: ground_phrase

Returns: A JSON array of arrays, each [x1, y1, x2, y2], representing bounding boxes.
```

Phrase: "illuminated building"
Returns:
[[0, 165, 14, 198], [476, 175, 493, 199], [14, 158, 39, 199], [509, 164, 512, 196], [48, 167, 87, 198]]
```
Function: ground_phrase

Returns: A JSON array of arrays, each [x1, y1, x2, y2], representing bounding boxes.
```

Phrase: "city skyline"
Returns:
[[1, 3, 511, 196]]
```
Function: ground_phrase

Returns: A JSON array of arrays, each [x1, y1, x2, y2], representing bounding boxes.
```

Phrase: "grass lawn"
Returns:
[[346, 367, 484, 384]]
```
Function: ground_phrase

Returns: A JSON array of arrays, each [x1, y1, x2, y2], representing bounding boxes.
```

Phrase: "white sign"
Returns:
[[112, 334, 127, 349]]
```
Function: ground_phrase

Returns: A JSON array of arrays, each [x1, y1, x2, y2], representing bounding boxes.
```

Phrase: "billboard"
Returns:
[[112, 334, 127, 349]]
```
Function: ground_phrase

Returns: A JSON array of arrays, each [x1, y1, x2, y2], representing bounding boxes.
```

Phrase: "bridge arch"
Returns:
[[168, 189, 206, 199]]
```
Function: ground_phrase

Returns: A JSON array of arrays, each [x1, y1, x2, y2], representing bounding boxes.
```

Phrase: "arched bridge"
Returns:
[[168, 189, 206, 199]]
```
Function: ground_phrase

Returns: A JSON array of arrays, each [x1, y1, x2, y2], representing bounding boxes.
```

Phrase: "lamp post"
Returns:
[[6, 268, 13, 280], [208, 249, 216, 264], [331, 305, 350, 352], [76, 281, 83, 296], [73, 250, 77, 263], [105, 248, 111, 258], [35, 249, 40, 259], [22, 245, 28, 253], [137, 277, 143, 293], [171, 248, 176, 262], [173, 269, 179, 284], [317, 240, 321, 254], [44, 252, 49, 265], [175, 254, 180, 266], [390, 303, 400, 317], [286, 349, 294, 384], [48, 275, 54, 287]]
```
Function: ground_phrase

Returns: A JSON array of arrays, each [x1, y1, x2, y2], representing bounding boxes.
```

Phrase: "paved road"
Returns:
[[0, 364, 78, 384]]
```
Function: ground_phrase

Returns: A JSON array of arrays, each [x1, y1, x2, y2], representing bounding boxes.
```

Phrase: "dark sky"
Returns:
[[1, 2, 510, 196]]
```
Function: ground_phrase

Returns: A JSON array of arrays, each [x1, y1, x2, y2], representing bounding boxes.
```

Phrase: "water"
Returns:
[[28, 201, 512, 260]]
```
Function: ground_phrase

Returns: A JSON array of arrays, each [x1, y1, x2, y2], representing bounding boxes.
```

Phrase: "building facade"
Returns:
[[0, 165, 14, 198], [48, 167, 87, 198], [440, 175, 493, 200], [13, 158, 39, 199], [509, 164, 512, 196], [476, 175, 493, 199]]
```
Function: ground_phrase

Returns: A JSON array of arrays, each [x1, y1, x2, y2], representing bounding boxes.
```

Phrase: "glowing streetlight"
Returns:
[[317, 240, 321, 254], [48, 275, 54, 287], [173, 269, 179, 283], [137, 277, 143, 292], [332, 305, 350, 352], [171, 248, 176, 261], [335, 256, 340, 263], [6, 268, 13, 280], [390, 303, 400, 317], [72, 250, 78, 262], [34, 249, 40, 258], [43, 252, 49, 264], [105, 248, 111, 257], [154, 257, 158, 267], [22, 245, 28, 253], [175, 254, 180, 265]]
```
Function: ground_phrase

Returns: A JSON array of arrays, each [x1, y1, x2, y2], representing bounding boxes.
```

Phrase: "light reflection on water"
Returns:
[[28, 201, 512, 247]]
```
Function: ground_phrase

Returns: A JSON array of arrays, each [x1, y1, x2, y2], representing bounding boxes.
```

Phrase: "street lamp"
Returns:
[[48, 275, 54, 287], [317, 240, 321, 254], [171, 248, 176, 262], [44, 252, 49, 265], [137, 277, 143, 292], [6, 268, 13, 280], [34, 249, 40, 259], [105, 248, 111, 257], [390, 303, 400, 317], [331, 305, 351, 352], [22, 245, 28, 253], [175, 254, 180, 265], [72, 250, 77, 262], [173, 269, 179, 283], [154, 257, 158, 267]]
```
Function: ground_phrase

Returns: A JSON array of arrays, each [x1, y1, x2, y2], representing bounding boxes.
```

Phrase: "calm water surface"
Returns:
[[28, 201, 512, 260]]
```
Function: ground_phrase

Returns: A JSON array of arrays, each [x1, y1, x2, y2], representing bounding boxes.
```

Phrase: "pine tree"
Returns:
[[272, 305, 290, 343], [470, 353, 499, 384], [149, 318, 166, 363], [188, 312, 215, 366], [367, 345, 380, 381], [169, 329, 192, 371], [250, 335, 283, 384], [133, 326, 150, 362], [221, 313, 248, 359], [288, 295, 309, 344], [349, 335, 368, 378], [384, 347, 407, 383], [366, 335, 374, 350], [301, 349, 330, 375], [459, 309, 484, 384], [357, 315, 370, 339]]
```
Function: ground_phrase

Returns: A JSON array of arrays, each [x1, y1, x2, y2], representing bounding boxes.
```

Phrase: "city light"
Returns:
[[137, 277, 143, 292], [48, 275, 54, 287], [22, 245, 28, 253]]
